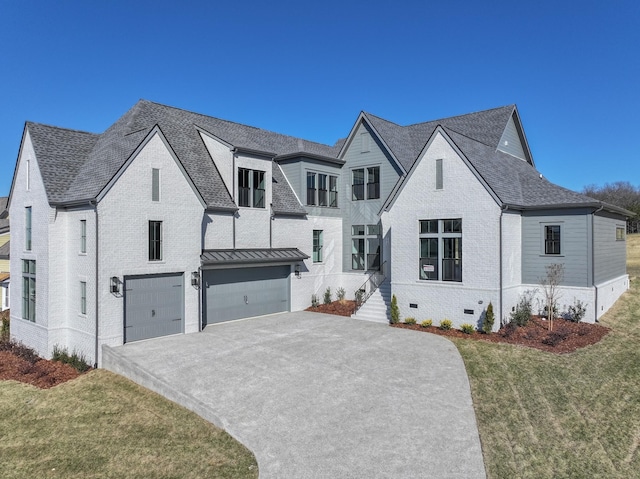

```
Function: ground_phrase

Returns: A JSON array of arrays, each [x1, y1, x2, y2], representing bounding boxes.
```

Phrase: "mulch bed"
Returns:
[[306, 300, 357, 317], [393, 316, 610, 354], [0, 351, 81, 389]]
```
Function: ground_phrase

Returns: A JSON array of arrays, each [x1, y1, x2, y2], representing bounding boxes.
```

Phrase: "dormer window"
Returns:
[[238, 168, 265, 208]]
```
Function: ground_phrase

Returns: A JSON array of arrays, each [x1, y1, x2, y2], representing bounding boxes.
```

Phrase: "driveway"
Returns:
[[103, 312, 486, 478]]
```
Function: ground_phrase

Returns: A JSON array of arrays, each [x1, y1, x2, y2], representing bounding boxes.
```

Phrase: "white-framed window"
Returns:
[[616, 226, 626, 241], [313, 230, 323, 263], [419, 219, 462, 282], [80, 220, 87, 254], [80, 281, 87, 315], [152, 168, 160, 202], [149, 221, 162, 261], [544, 225, 561, 255], [25, 206, 32, 251], [351, 224, 380, 270], [238, 168, 265, 208], [22, 259, 36, 322]]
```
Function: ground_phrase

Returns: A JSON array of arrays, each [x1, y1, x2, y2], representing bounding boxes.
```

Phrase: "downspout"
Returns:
[[269, 206, 273, 248], [592, 204, 604, 322], [232, 149, 236, 249], [499, 205, 508, 327], [92, 200, 99, 369]]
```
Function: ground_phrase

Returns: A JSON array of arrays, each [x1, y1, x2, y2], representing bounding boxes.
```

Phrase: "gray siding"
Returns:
[[521, 209, 592, 287], [341, 122, 402, 271], [497, 114, 527, 161], [593, 213, 627, 284]]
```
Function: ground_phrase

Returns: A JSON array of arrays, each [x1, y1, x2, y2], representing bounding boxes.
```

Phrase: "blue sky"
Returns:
[[0, 0, 638, 197]]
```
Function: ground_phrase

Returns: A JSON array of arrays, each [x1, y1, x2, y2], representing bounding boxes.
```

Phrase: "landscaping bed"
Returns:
[[393, 316, 609, 354], [306, 300, 357, 317]]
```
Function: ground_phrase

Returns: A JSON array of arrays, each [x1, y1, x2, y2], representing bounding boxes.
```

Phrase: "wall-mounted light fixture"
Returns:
[[110, 276, 121, 294], [191, 271, 200, 288], [294, 264, 301, 278]]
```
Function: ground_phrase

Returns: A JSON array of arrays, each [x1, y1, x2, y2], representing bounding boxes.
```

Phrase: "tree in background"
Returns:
[[583, 182, 640, 233]]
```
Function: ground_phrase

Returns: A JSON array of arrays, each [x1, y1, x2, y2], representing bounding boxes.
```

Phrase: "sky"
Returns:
[[0, 0, 638, 198]]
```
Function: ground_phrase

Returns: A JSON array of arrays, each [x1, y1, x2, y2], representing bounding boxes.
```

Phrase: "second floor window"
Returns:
[[149, 221, 162, 261], [80, 220, 87, 253], [25, 206, 32, 251], [238, 168, 265, 208], [353, 167, 380, 200], [306, 172, 338, 208]]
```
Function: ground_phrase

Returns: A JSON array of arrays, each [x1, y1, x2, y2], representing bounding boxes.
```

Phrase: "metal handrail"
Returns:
[[353, 261, 387, 314]]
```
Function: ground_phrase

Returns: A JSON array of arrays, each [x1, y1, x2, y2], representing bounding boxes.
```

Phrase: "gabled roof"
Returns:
[[0, 197, 9, 234], [23, 100, 340, 213]]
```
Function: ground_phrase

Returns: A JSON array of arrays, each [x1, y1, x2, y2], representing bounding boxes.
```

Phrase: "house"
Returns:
[[3, 100, 631, 366], [0, 196, 9, 311]]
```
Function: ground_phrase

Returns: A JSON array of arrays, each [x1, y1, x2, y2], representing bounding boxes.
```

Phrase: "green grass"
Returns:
[[454, 234, 640, 478], [0, 370, 258, 479]]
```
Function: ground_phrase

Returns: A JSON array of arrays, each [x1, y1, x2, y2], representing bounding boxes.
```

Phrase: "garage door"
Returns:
[[203, 266, 290, 326], [124, 273, 184, 342]]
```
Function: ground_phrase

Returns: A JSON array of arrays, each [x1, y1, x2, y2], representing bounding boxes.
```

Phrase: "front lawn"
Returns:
[[0, 370, 258, 479], [455, 234, 640, 478]]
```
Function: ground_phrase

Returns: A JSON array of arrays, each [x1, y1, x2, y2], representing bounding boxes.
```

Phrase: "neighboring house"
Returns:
[[4, 100, 631, 366]]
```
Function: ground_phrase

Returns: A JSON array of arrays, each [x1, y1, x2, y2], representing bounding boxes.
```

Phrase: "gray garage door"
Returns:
[[203, 266, 290, 326], [124, 273, 184, 342]]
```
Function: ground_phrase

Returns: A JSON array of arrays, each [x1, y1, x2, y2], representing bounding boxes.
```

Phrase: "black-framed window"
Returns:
[[306, 172, 316, 205], [329, 176, 338, 207], [238, 168, 265, 208], [318, 174, 328, 206], [22, 259, 36, 322], [80, 220, 87, 254], [25, 207, 32, 251], [367, 167, 380, 199], [352, 169, 365, 200], [419, 219, 462, 282], [352, 224, 380, 271], [149, 221, 162, 261], [544, 225, 561, 255], [313, 230, 323, 263]]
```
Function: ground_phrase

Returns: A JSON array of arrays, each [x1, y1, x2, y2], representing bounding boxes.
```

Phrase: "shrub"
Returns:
[[355, 289, 364, 305], [336, 287, 346, 301], [460, 323, 475, 334], [311, 294, 319, 308], [52, 345, 91, 373], [323, 287, 332, 305], [439, 319, 452, 330], [482, 302, 495, 334], [0, 339, 40, 364], [404, 317, 416, 325], [566, 299, 587, 323], [421, 319, 433, 328], [510, 290, 535, 327], [390, 295, 400, 324], [1, 315, 9, 342]]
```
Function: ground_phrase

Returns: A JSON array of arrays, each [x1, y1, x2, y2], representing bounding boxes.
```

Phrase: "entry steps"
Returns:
[[351, 280, 391, 324]]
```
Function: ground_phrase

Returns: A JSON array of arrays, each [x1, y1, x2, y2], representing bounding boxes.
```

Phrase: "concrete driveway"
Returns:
[[103, 312, 486, 478]]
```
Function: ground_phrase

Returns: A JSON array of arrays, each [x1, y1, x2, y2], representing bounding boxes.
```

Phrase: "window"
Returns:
[[152, 168, 160, 201], [436, 159, 443, 190], [419, 219, 462, 282], [238, 168, 265, 208], [80, 220, 87, 253], [306, 172, 316, 205], [352, 169, 365, 200], [26, 159, 30, 190], [149, 221, 162, 261], [80, 281, 87, 315], [544, 225, 561, 255], [351, 224, 380, 271], [616, 226, 626, 241], [318, 174, 328, 206], [313, 230, 323, 263], [22, 260, 36, 322], [367, 167, 380, 199], [329, 176, 338, 207], [25, 207, 32, 251]]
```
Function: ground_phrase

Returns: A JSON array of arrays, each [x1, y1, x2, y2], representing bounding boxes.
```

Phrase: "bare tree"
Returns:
[[540, 263, 564, 331], [583, 182, 640, 233]]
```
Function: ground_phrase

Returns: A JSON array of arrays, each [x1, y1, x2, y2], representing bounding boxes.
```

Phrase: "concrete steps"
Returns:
[[351, 280, 391, 324]]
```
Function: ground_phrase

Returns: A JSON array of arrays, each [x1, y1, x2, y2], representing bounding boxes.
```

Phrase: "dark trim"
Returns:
[[275, 152, 345, 165], [233, 146, 276, 158]]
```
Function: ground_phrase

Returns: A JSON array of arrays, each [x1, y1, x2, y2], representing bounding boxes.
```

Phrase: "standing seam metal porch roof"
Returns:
[[201, 248, 309, 266]]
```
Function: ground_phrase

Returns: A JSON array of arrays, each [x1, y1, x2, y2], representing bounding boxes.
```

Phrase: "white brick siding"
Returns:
[[388, 132, 502, 330]]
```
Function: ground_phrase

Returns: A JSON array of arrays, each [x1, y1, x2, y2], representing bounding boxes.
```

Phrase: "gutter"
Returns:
[[91, 200, 99, 369]]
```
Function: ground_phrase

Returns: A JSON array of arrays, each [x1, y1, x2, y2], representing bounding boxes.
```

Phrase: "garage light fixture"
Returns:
[[110, 276, 121, 295], [295, 264, 301, 278], [191, 271, 200, 288]]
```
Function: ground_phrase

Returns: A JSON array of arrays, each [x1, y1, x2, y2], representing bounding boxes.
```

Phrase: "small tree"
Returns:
[[482, 302, 495, 334], [540, 263, 564, 331], [323, 287, 332, 305], [390, 294, 400, 324]]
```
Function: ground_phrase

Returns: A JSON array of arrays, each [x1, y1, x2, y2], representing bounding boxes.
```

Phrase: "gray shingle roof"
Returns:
[[0, 197, 9, 234], [0, 240, 9, 260]]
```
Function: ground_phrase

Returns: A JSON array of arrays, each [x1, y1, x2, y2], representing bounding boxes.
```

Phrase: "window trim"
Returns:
[[351, 223, 380, 271], [238, 167, 266, 209], [25, 206, 32, 251], [313, 230, 323, 263], [367, 166, 380, 200], [543, 224, 561, 255], [149, 220, 163, 261], [22, 259, 36, 322], [616, 226, 626, 241], [80, 281, 87, 315], [80, 219, 87, 254], [435, 159, 443, 190], [152, 168, 160, 202], [306, 171, 316, 206], [352, 169, 365, 201], [419, 219, 462, 282]]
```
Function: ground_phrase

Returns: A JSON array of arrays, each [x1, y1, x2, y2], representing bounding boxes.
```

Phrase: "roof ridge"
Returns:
[[26, 121, 99, 136], [441, 125, 498, 150], [406, 105, 515, 128]]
